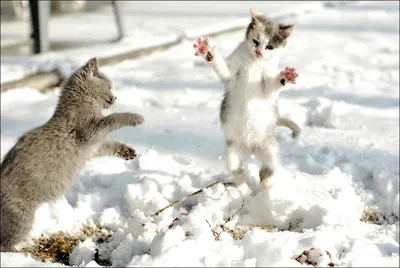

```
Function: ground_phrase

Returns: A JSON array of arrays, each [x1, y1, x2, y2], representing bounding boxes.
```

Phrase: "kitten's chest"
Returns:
[[236, 64, 265, 91]]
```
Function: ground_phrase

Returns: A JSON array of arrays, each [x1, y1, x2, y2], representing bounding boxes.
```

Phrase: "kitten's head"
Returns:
[[245, 8, 295, 61], [69, 57, 116, 109]]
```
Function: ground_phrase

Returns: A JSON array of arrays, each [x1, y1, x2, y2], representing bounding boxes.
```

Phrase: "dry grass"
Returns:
[[227, 224, 278, 240], [22, 224, 113, 266], [360, 210, 382, 225]]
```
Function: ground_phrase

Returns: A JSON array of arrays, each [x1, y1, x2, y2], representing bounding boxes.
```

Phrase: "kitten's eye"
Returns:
[[266, 44, 274, 50], [253, 39, 259, 46]]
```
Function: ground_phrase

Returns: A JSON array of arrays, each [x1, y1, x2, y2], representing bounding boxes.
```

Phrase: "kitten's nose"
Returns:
[[256, 48, 262, 56], [114, 96, 117, 100]]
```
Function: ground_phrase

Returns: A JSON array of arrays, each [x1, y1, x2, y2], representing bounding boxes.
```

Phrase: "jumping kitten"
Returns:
[[194, 8, 300, 195], [0, 57, 144, 252]]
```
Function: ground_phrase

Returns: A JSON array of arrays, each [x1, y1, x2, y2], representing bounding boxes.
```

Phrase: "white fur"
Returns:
[[194, 9, 297, 193], [193, 23, 294, 191], [202, 39, 290, 192], [218, 42, 284, 147]]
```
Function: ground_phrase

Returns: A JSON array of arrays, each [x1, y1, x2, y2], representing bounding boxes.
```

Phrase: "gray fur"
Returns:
[[219, 92, 230, 123], [0, 57, 144, 252], [259, 166, 274, 185]]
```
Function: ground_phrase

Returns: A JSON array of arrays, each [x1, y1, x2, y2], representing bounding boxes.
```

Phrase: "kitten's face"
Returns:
[[80, 58, 116, 109], [245, 8, 295, 61]]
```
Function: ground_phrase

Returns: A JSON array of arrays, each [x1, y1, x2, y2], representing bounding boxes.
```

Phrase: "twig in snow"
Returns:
[[125, 211, 133, 218], [150, 179, 224, 217], [125, 211, 145, 227], [210, 187, 246, 240], [205, 187, 226, 201], [223, 192, 245, 224], [219, 185, 245, 226], [206, 219, 221, 241]]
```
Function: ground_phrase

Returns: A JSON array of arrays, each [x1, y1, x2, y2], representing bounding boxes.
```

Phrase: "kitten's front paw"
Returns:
[[193, 37, 215, 62], [118, 145, 137, 160], [280, 66, 299, 85], [128, 113, 144, 126]]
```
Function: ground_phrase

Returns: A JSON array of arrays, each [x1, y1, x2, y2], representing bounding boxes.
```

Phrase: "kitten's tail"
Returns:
[[277, 117, 301, 138]]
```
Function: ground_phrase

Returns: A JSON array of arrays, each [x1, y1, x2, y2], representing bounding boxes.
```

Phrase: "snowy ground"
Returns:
[[1, 1, 399, 267]]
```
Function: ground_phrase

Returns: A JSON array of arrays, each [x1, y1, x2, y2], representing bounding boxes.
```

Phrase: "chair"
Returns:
[[28, 0, 125, 54]]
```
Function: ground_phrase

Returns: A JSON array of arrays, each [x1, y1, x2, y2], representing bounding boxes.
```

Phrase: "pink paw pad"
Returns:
[[280, 66, 299, 84], [193, 37, 215, 60]]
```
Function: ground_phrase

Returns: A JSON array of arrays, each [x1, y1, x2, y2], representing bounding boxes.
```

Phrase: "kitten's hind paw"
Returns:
[[280, 66, 299, 85], [118, 145, 137, 160], [237, 183, 253, 197], [193, 37, 215, 62]]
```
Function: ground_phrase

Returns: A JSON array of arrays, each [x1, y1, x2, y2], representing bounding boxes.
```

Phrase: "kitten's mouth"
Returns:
[[105, 97, 116, 105]]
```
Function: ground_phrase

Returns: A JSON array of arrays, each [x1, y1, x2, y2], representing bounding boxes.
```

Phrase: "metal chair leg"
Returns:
[[111, 0, 124, 42], [28, 0, 50, 54]]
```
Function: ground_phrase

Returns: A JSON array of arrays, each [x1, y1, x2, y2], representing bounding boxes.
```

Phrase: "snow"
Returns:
[[0, 253, 66, 267], [1, 1, 399, 267]]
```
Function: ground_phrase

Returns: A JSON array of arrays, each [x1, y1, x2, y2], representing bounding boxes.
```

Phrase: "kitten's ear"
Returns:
[[85, 57, 99, 73], [279, 24, 295, 39], [250, 8, 263, 22]]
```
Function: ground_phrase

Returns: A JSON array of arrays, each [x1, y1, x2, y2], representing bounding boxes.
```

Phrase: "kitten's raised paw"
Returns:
[[118, 145, 137, 160], [280, 66, 299, 85], [129, 113, 145, 126], [193, 37, 215, 62]]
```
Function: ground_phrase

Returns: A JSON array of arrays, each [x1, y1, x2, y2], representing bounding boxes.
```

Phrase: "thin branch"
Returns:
[[150, 179, 224, 217], [125, 211, 145, 227], [223, 186, 245, 224], [205, 187, 226, 201], [213, 186, 246, 239], [205, 219, 221, 241], [223, 198, 244, 224]]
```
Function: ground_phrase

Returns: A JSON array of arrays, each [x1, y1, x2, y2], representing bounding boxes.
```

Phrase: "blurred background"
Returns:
[[1, 0, 114, 55], [1, 1, 317, 56]]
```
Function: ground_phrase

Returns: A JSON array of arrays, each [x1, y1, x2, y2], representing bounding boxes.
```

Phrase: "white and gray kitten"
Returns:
[[194, 8, 300, 195]]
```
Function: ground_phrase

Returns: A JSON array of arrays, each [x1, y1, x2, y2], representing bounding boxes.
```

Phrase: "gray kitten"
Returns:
[[194, 8, 300, 195], [0, 57, 144, 252]]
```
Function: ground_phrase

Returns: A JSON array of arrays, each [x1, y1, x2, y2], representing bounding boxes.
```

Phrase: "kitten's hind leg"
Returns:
[[254, 142, 281, 190], [0, 203, 35, 252], [225, 140, 252, 196], [95, 140, 137, 160]]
